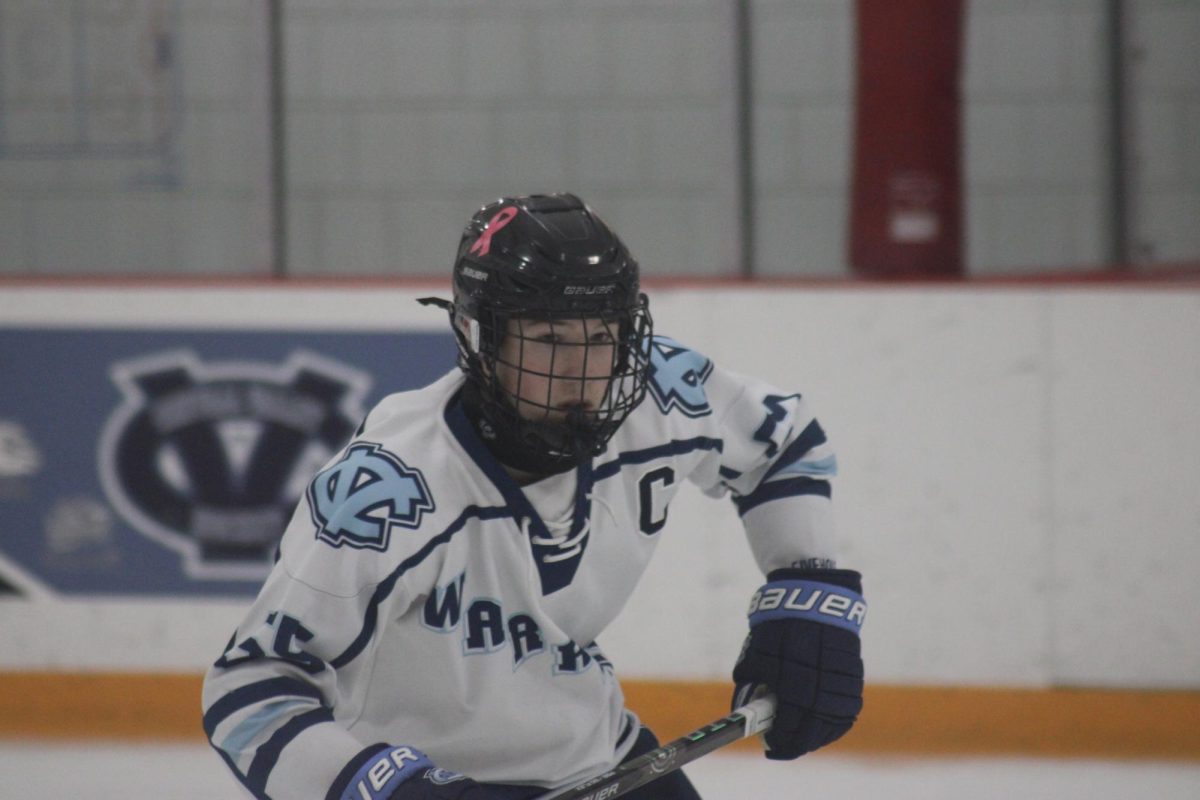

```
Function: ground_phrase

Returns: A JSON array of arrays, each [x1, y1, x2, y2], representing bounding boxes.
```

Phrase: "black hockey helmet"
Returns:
[[427, 193, 653, 475]]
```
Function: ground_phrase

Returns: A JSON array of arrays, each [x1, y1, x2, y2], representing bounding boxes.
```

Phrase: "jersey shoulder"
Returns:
[[641, 334, 718, 421], [620, 333, 819, 489], [603, 334, 724, 471], [278, 370, 486, 591], [638, 332, 788, 428]]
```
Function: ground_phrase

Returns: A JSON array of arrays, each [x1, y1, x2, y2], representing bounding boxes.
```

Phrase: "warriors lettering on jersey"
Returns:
[[421, 571, 613, 676]]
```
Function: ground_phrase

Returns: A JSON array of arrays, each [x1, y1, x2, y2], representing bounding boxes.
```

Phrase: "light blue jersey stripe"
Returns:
[[218, 698, 314, 760], [771, 454, 838, 478]]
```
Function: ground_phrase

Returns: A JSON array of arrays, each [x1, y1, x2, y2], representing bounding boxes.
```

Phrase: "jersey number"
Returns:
[[215, 611, 325, 675]]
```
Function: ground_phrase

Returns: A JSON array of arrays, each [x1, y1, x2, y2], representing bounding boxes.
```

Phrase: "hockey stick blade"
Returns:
[[542, 695, 776, 800]]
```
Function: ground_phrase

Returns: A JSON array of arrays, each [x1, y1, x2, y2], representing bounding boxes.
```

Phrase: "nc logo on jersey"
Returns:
[[646, 337, 713, 418], [307, 443, 434, 551], [99, 350, 370, 580]]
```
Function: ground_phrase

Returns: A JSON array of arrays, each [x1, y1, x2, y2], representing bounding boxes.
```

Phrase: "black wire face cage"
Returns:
[[465, 296, 653, 467]]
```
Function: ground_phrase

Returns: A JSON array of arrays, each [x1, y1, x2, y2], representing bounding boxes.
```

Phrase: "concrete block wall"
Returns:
[[281, 0, 739, 277], [0, 1, 1196, 277], [962, 0, 1111, 273], [752, 0, 856, 277], [1126, 0, 1200, 262], [0, 1, 272, 275]]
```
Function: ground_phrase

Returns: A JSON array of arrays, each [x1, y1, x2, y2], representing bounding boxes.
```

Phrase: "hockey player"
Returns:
[[202, 194, 865, 799]]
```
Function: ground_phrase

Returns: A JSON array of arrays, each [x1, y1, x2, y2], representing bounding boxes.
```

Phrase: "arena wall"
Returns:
[[1, 280, 1197, 756]]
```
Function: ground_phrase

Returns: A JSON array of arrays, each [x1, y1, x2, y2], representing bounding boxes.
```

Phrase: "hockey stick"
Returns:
[[542, 695, 776, 800]]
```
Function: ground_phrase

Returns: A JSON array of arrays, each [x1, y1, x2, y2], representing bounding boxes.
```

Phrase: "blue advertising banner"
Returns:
[[0, 327, 457, 597]]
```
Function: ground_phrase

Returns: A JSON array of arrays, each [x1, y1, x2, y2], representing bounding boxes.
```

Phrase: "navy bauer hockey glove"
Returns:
[[732, 568, 866, 760], [332, 744, 502, 800]]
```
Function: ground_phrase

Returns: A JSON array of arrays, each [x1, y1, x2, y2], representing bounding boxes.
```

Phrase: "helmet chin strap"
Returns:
[[460, 381, 589, 478]]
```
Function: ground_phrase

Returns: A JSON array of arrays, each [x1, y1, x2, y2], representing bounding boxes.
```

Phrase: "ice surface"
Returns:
[[1, 743, 1198, 799]]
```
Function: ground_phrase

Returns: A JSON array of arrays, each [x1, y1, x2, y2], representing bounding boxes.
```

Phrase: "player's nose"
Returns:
[[550, 342, 589, 378]]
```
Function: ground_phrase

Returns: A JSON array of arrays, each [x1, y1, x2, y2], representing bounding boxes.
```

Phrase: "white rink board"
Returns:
[[1047, 292, 1200, 685], [0, 283, 1197, 688]]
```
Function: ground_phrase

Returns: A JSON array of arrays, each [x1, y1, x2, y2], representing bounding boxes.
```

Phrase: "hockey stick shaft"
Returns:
[[543, 695, 776, 800]]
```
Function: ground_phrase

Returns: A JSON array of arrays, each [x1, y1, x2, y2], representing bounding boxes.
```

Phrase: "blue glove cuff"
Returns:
[[747, 579, 867, 636], [339, 745, 435, 800]]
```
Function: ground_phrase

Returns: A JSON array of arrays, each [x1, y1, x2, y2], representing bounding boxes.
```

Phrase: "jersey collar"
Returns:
[[445, 390, 595, 594]]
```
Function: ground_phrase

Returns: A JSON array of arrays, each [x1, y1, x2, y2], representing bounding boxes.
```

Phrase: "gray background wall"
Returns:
[[0, 0, 1197, 278]]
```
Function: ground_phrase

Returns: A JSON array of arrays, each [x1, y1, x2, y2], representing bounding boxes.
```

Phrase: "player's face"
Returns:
[[495, 316, 618, 424]]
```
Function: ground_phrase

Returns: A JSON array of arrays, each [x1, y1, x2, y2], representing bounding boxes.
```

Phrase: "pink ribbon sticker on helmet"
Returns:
[[469, 206, 518, 257]]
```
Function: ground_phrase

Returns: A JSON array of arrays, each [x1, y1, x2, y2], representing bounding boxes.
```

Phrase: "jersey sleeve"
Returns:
[[649, 335, 839, 574], [201, 438, 441, 800]]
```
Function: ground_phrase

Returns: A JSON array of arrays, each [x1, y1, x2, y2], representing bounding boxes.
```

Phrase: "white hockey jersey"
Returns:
[[201, 336, 838, 799]]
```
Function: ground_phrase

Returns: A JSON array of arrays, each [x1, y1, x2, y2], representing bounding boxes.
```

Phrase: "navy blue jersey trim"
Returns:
[[617, 712, 637, 750], [445, 391, 595, 596], [530, 460, 594, 595], [247, 706, 335, 793], [331, 503, 513, 669], [445, 392, 544, 540], [210, 743, 271, 800], [752, 393, 803, 458], [444, 391, 524, 504], [325, 743, 393, 800], [761, 419, 827, 483], [734, 476, 831, 516], [203, 676, 326, 740], [593, 437, 724, 481]]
